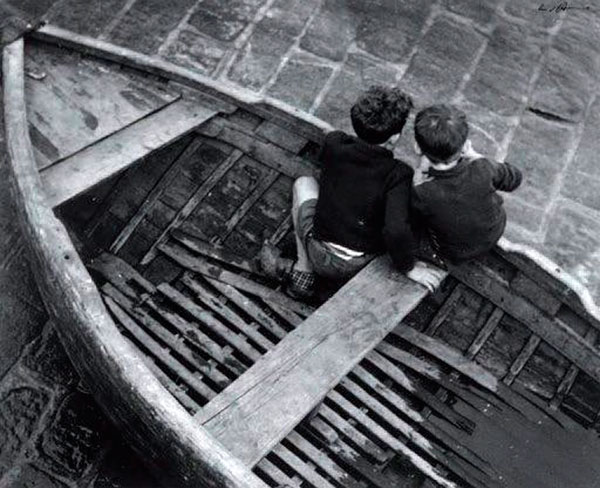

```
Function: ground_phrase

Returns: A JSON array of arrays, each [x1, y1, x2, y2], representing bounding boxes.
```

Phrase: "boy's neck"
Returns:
[[426, 156, 460, 172]]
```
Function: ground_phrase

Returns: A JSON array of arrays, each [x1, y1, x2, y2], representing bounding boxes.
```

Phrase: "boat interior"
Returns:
[[20, 34, 600, 487]]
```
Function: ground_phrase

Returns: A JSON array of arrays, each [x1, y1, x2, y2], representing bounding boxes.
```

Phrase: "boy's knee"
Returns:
[[293, 176, 319, 201]]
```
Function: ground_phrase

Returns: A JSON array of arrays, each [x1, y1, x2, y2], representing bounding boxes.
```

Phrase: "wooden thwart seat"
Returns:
[[196, 256, 447, 467], [40, 99, 218, 208]]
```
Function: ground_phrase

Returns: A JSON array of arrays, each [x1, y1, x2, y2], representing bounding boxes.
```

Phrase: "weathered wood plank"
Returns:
[[466, 307, 504, 359], [196, 257, 445, 466], [451, 262, 600, 384], [423, 284, 464, 336], [26, 39, 180, 169], [140, 149, 244, 265], [503, 335, 542, 386], [41, 99, 217, 208]]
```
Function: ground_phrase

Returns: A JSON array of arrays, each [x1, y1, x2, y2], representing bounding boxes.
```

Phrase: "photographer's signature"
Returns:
[[538, 2, 593, 12]]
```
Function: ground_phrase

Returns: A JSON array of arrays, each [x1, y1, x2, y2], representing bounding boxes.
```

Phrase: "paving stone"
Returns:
[[464, 21, 545, 115], [189, 0, 267, 42], [37, 392, 111, 479], [267, 51, 334, 111], [162, 28, 227, 75], [47, 0, 129, 36], [455, 99, 513, 160], [299, 0, 361, 61], [22, 328, 78, 389], [355, 0, 433, 62], [0, 387, 50, 474], [2, 464, 68, 488], [260, 0, 321, 37], [442, 0, 500, 26], [528, 15, 600, 122], [561, 172, 600, 214], [571, 96, 600, 178], [544, 202, 600, 292], [5, 0, 58, 18], [400, 16, 484, 105], [108, 0, 196, 54], [503, 193, 546, 235], [505, 112, 574, 209], [228, 25, 295, 91], [314, 51, 398, 132]]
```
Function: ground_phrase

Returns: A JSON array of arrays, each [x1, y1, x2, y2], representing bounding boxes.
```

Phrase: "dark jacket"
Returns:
[[313, 131, 417, 272], [411, 157, 522, 262]]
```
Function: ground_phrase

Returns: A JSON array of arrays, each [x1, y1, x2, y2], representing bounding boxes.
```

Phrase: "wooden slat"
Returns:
[[503, 335, 542, 386], [255, 458, 300, 488], [159, 240, 313, 317], [423, 284, 464, 336], [105, 296, 216, 402], [550, 327, 599, 410], [102, 283, 230, 388], [109, 137, 202, 253], [181, 274, 274, 351], [451, 262, 600, 384], [171, 229, 256, 274], [202, 277, 289, 340], [466, 307, 504, 359], [271, 444, 338, 488], [197, 257, 445, 466], [140, 149, 243, 265], [270, 214, 293, 245], [157, 283, 262, 362], [41, 99, 217, 208]]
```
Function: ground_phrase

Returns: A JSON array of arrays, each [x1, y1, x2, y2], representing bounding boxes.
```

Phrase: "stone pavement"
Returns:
[[1, 0, 599, 486]]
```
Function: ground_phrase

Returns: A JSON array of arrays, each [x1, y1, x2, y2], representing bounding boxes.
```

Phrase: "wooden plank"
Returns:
[[271, 444, 338, 488], [269, 214, 293, 245], [26, 39, 180, 168], [196, 257, 445, 466], [109, 137, 202, 253], [451, 262, 600, 385], [159, 240, 313, 317], [503, 335, 542, 386], [423, 284, 464, 336], [466, 307, 504, 359], [40, 99, 217, 208], [171, 229, 257, 274], [392, 326, 499, 392], [255, 458, 300, 488], [255, 120, 308, 153], [511, 272, 562, 317], [139, 149, 244, 265]]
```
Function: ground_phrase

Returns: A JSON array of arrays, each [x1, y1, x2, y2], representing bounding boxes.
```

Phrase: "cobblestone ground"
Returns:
[[1, 0, 599, 486]]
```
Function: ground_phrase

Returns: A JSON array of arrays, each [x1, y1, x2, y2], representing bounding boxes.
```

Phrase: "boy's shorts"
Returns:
[[296, 199, 376, 281]]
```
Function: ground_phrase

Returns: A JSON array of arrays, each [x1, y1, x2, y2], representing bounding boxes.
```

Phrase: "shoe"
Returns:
[[258, 241, 293, 281], [287, 269, 316, 300]]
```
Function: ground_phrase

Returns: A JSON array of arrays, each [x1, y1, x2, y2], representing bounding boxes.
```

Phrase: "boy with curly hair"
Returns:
[[259, 86, 444, 299]]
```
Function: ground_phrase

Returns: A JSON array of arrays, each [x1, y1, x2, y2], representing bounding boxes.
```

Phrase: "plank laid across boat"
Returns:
[[4, 24, 600, 488]]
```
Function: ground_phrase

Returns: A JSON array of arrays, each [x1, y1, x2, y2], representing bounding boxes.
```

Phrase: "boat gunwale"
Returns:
[[2, 36, 269, 488]]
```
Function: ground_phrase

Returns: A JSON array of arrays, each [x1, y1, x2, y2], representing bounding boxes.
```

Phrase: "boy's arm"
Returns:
[[318, 130, 345, 164], [488, 160, 523, 192], [383, 172, 417, 273]]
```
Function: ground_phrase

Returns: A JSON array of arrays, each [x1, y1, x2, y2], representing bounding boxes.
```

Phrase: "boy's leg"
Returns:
[[291, 176, 319, 272]]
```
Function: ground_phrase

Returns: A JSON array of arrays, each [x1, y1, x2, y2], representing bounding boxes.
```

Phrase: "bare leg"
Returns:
[[291, 176, 319, 272]]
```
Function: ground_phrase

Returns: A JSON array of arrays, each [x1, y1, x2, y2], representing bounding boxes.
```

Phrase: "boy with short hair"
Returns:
[[411, 104, 522, 263], [259, 86, 443, 299]]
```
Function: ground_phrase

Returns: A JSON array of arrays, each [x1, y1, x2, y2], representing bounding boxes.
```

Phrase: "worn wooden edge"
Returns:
[[2, 38, 268, 488], [497, 237, 600, 326], [31, 24, 333, 143]]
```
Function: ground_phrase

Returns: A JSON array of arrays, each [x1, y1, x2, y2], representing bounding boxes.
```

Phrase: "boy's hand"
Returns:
[[406, 261, 445, 292]]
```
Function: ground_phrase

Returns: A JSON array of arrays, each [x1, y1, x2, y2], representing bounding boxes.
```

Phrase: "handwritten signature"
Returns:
[[538, 2, 593, 12]]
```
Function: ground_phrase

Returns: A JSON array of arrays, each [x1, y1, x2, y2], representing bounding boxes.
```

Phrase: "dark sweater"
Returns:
[[313, 131, 416, 272], [411, 157, 522, 262]]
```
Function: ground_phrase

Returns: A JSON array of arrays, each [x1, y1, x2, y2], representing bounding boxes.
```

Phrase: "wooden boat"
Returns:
[[4, 24, 600, 488]]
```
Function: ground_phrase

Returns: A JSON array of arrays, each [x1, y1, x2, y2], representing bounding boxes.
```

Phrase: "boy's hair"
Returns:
[[414, 105, 469, 163], [350, 86, 413, 144]]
